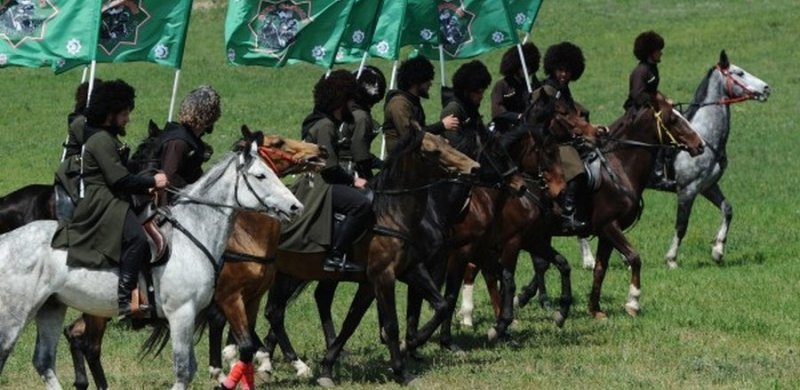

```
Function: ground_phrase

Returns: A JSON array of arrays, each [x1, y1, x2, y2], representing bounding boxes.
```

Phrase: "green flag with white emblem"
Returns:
[[0, 0, 101, 70], [507, 0, 543, 34], [55, 0, 194, 73]]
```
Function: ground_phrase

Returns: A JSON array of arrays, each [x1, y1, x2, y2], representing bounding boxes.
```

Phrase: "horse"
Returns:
[[578, 51, 770, 270], [213, 131, 478, 387], [0, 128, 302, 390], [59, 127, 324, 390]]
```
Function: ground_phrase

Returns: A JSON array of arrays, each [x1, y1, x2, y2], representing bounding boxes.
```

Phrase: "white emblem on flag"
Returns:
[[66, 39, 82, 56], [0, 53, 7, 66], [420, 28, 434, 41], [154, 44, 169, 59], [227, 48, 236, 63], [515, 13, 526, 26], [311, 45, 326, 61], [375, 40, 390, 55], [491, 31, 504, 43], [352, 30, 365, 44]]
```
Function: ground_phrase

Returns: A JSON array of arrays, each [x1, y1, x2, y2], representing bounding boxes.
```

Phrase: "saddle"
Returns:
[[126, 210, 173, 320]]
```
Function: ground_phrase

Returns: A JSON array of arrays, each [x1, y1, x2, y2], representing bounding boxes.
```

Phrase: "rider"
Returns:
[[298, 70, 371, 273], [383, 56, 459, 158], [155, 86, 221, 198], [340, 65, 387, 180], [526, 41, 591, 232], [624, 30, 674, 190], [440, 60, 492, 157], [492, 42, 541, 134], [51, 79, 169, 320]]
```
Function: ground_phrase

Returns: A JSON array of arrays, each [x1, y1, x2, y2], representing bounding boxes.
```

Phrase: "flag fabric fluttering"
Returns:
[[508, 0, 543, 34], [226, 0, 355, 69], [0, 0, 102, 70], [55, 0, 194, 73]]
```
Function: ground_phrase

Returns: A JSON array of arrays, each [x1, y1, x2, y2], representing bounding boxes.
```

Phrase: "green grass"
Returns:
[[2, 0, 799, 388]]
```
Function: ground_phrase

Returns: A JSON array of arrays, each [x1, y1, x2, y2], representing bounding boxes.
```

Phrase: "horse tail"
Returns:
[[139, 307, 211, 358]]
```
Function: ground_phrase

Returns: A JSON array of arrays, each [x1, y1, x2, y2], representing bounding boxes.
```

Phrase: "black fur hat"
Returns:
[[452, 60, 492, 94], [500, 42, 540, 78], [85, 79, 136, 127], [397, 56, 434, 90], [543, 41, 585, 81], [353, 65, 387, 108], [313, 69, 358, 116], [633, 31, 664, 62]]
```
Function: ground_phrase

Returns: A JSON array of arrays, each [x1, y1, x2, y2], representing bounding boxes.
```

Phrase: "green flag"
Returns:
[[508, 0, 543, 34], [0, 0, 101, 70], [419, 0, 520, 59], [226, 0, 353, 68], [334, 0, 382, 64], [55, 0, 194, 73]]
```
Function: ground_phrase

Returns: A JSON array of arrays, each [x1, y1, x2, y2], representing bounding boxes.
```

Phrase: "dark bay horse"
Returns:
[[579, 50, 771, 269]]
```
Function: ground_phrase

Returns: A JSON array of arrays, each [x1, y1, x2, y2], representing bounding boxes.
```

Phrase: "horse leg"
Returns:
[[79, 315, 109, 390], [457, 262, 478, 327], [588, 237, 614, 319], [314, 280, 340, 348], [402, 261, 452, 354], [516, 255, 551, 310], [374, 269, 415, 385], [602, 224, 643, 317], [166, 306, 199, 390], [438, 249, 472, 352], [264, 276, 311, 378], [579, 237, 596, 269], [666, 189, 698, 268], [317, 283, 374, 388], [701, 183, 732, 263], [403, 283, 423, 355], [63, 317, 90, 390], [206, 305, 228, 383], [489, 238, 521, 342], [537, 246, 572, 327], [243, 293, 271, 376], [216, 292, 261, 387], [33, 299, 68, 390]]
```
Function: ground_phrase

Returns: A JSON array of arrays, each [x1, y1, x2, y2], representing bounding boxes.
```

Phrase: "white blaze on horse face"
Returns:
[[241, 140, 302, 221]]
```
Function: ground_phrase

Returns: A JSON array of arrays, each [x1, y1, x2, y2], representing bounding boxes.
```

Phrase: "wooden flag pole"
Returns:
[[167, 68, 182, 122]]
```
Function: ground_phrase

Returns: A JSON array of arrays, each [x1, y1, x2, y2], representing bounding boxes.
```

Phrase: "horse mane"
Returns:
[[684, 67, 714, 121], [369, 131, 426, 216]]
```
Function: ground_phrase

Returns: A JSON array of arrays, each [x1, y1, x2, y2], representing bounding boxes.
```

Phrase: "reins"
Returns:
[[674, 64, 757, 112]]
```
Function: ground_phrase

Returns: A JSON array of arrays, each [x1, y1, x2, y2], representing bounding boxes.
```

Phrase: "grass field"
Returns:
[[2, 0, 799, 388]]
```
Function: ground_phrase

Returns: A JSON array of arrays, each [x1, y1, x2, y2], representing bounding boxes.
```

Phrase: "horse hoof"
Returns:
[[292, 359, 313, 378], [459, 316, 474, 328], [222, 344, 238, 364], [712, 244, 724, 263], [406, 376, 423, 387], [254, 351, 272, 374], [582, 261, 595, 270], [510, 319, 522, 329], [624, 303, 640, 317], [513, 295, 520, 308], [487, 327, 498, 342], [554, 312, 566, 328], [440, 341, 463, 354], [317, 377, 336, 388], [208, 366, 225, 383], [591, 311, 608, 320]]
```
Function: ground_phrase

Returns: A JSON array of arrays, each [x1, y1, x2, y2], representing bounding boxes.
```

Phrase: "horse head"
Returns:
[[631, 96, 705, 157], [505, 124, 566, 199], [419, 132, 480, 176], [234, 127, 303, 221], [714, 50, 770, 104], [549, 100, 601, 144], [241, 125, 326, 177]]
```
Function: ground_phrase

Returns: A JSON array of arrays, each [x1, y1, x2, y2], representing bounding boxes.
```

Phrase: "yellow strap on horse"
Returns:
[[654, 110, 679, 145]]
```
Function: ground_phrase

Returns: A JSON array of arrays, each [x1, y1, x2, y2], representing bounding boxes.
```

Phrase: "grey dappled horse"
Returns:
[[579, 50, 770, 269], [0, 133, 302, 390]]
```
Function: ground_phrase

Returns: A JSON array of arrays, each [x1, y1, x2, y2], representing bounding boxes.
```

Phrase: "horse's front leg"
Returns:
[[588, 237, 614, 319], [489, 237, 521, 342], [167, 305, 199, 390], [318, 283, 374, 388], [701, 183, 732, 263], [264, 275, 311, 378], [666, 188, 698, 268], [78, 315, 109, 390], [601, 223, 642, 317], [578, 237, 596, 269], [457, 262, 478, 327], [34, 299, 68, 390]]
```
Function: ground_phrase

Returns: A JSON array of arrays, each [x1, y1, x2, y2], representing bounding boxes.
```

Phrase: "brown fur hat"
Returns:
[[543, 41, 585, 81], [633, 31, 664, 61], [179, 86, 221, 132]]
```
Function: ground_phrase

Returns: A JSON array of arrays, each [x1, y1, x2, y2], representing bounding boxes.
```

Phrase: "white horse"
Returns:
[[579, 50, 770, 269], [0, 130, 303, 390]]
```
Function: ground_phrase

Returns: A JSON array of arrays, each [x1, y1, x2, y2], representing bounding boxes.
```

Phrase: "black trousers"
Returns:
[[119, 209, 151, 279]]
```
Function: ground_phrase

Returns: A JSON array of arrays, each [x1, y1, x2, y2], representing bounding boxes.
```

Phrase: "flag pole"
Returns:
[[167, 68, 182, 122], [438, 45, 446, 87], [382, 60, 399, 159], [356, 51, 368, 78], [80, 66, 89, 83], [86, 60, 97, 108], [516, 43, 533, 94]]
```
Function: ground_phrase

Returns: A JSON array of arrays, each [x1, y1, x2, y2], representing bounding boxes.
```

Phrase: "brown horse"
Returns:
[[61, 128, 324, 390]]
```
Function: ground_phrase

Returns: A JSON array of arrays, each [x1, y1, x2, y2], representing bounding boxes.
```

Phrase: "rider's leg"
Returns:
[[118, 210, 152, 319], [323, 185, 371, 272]]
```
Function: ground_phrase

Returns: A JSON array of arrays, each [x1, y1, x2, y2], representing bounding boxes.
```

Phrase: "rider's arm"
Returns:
[[491, 79, 522, 123], [160, 139, 190, 188], [630, 64, 656, 107], [313, 121, 355, 186], [86, 132, 155, 194]]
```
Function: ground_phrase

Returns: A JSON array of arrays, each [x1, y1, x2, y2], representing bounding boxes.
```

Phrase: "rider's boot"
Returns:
[[560, 175, 589, 232], [118, 241, 151, 321], [322, 216, 366, 273], [650, 149, 677, 191]]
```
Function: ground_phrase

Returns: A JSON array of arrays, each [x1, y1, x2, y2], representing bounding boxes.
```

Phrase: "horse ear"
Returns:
[[241, 125, 252, 139], [148, 119, 161, 138], [718, 50, 729, 69]]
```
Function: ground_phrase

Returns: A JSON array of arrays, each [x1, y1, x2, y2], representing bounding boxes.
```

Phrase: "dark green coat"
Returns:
[[52, 129, 131, 268]]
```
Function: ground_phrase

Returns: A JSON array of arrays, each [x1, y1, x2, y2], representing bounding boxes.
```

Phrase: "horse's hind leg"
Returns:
[[666, 189, 698, 268], [578, 237, 596, 269], [457, 262, 478, 327], [701, 183, 732, 263], [263, 276, 311, 378], [64, 314, 110, 390], [33, 298, 68, 390], [516, 255, 551, 310], [599, 224, 642, 317], [64, 318, 90, 390], [314, 280, 340, 348]]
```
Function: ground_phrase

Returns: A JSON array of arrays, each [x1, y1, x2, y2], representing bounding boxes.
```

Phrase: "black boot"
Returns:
[[649, 149, 677, 191], [560, 176, 588, 232], [118, 253, 150, 321], [322, 216, 366, 273]]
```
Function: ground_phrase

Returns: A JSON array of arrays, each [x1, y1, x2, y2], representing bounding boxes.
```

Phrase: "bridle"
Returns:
[[602, 108, 692, 152], [675, 65, 759, 111]]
